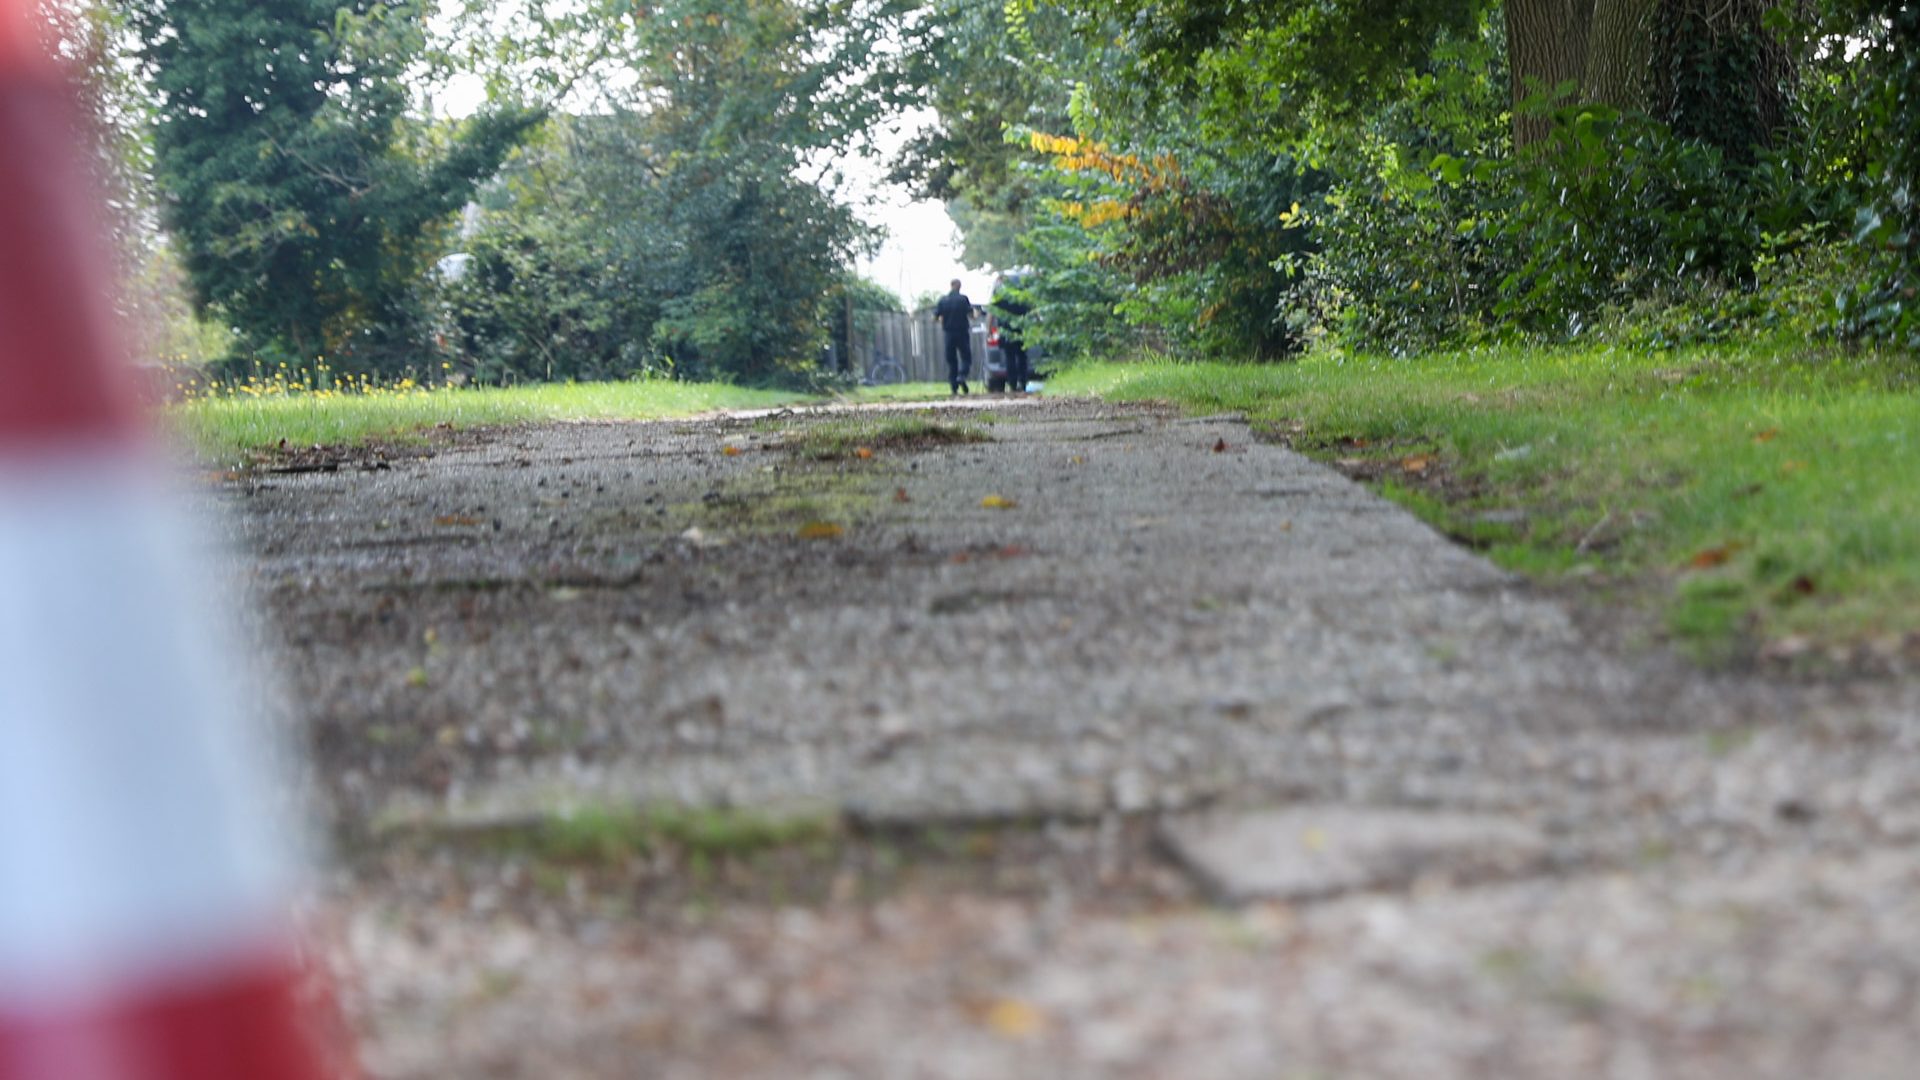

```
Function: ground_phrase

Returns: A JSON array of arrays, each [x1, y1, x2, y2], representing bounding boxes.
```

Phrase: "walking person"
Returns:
[[933, 278, 975, 395]]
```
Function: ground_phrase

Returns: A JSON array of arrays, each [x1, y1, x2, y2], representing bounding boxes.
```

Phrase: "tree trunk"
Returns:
[[1505, 0, 1794, 157], [1504, 0, 1596, 148], [1650, 0, 1799, 159], [1583, 0, 1659, 113]]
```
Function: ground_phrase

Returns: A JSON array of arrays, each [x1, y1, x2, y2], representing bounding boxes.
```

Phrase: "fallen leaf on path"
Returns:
[[1068, 455, 1085, 465], [1301, 827, 1330, 852], [1213, 438, 1228, 453], [1688, 544, 1741, 569], [797, 521, 845, 540], [950, 544, 1032, 564], [980, 494, 1018, 510], [721, 445, 743, 457], [982, 999, 1045, 1039], [893, 487, 911, 503], [434, 514, 482, 527]]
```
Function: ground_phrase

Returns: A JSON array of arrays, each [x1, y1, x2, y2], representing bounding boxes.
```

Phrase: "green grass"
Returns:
[[176, 377, 967, 461], [1051, 340, 1920, 660], [174, 378, 804, 459], [846, 381, 953, 402]]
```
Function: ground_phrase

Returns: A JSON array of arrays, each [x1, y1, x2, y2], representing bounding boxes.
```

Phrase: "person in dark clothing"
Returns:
[[992, 285, 1032, 393], [932, 279, 974, 395]]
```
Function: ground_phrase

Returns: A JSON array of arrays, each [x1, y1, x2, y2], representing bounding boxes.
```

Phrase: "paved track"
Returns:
[[228, 398, 1920, 1078]]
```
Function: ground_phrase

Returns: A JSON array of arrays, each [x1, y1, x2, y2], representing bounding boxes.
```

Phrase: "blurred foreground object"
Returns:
[[0, 1, 353, 1077]]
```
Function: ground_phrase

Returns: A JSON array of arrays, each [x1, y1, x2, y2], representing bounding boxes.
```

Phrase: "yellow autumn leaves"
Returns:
[[1026, 131, 1177, 187], [1027, 129, 1184, 232]]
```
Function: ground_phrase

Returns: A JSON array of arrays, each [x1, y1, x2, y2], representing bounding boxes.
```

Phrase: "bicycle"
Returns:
[[865, 351, 906, 386]]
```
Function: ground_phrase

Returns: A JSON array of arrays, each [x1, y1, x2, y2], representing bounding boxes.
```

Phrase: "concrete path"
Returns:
[[229, 398, 1920, 1078]]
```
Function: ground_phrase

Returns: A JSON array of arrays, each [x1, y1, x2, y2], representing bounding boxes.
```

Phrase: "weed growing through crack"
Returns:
[[520, 805, 842, 867], [787, 416, 991, 461]]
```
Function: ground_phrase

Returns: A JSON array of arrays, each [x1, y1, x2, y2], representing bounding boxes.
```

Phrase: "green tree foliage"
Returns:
[[448, 0, 910, 385], [1005, 125, 1321, 362], [1811, 1, 1920, 347], [890, 0, 1082, 266], [623, 0, 925, 381], [1065, 0, 1784, 150], [1013, 0, 1911, 355], [440, 119, 652, 383], [1004, 204, 1133, 364], [96, 0, 1919, 375], [123, 0, 541, 371]]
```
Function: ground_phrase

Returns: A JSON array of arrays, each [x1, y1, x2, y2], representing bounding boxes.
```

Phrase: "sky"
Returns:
[[841, 107, 998, 307]]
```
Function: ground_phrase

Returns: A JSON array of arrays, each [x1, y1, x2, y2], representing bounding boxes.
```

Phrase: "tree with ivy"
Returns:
[[1049, 0, 1799, 154], [122, 0, 541, 371]]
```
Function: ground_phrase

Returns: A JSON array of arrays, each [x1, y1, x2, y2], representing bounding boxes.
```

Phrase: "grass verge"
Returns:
[[1051, 340, 1920, 665], [845, 381, 955, 403], [174, 379, 804, 459]]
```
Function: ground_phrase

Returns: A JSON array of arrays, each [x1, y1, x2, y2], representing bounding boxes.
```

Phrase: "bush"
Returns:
[[1311, 103, 1838, 352], [1307, 166, 1510, 353]]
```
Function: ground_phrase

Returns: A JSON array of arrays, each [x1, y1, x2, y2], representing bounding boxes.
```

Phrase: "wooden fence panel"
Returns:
[[850, 310, 987, 385]]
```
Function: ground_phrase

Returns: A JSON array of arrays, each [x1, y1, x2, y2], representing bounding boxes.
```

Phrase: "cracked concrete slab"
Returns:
[[1159, 804, 1551, 903]]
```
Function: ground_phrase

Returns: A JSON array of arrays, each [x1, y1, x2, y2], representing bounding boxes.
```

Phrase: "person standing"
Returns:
[[992, 279, 1032, 393], [932, 278, 975, 395]]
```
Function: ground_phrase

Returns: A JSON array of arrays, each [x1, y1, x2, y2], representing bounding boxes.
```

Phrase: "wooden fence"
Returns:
[[844, 309, 989, 385]]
